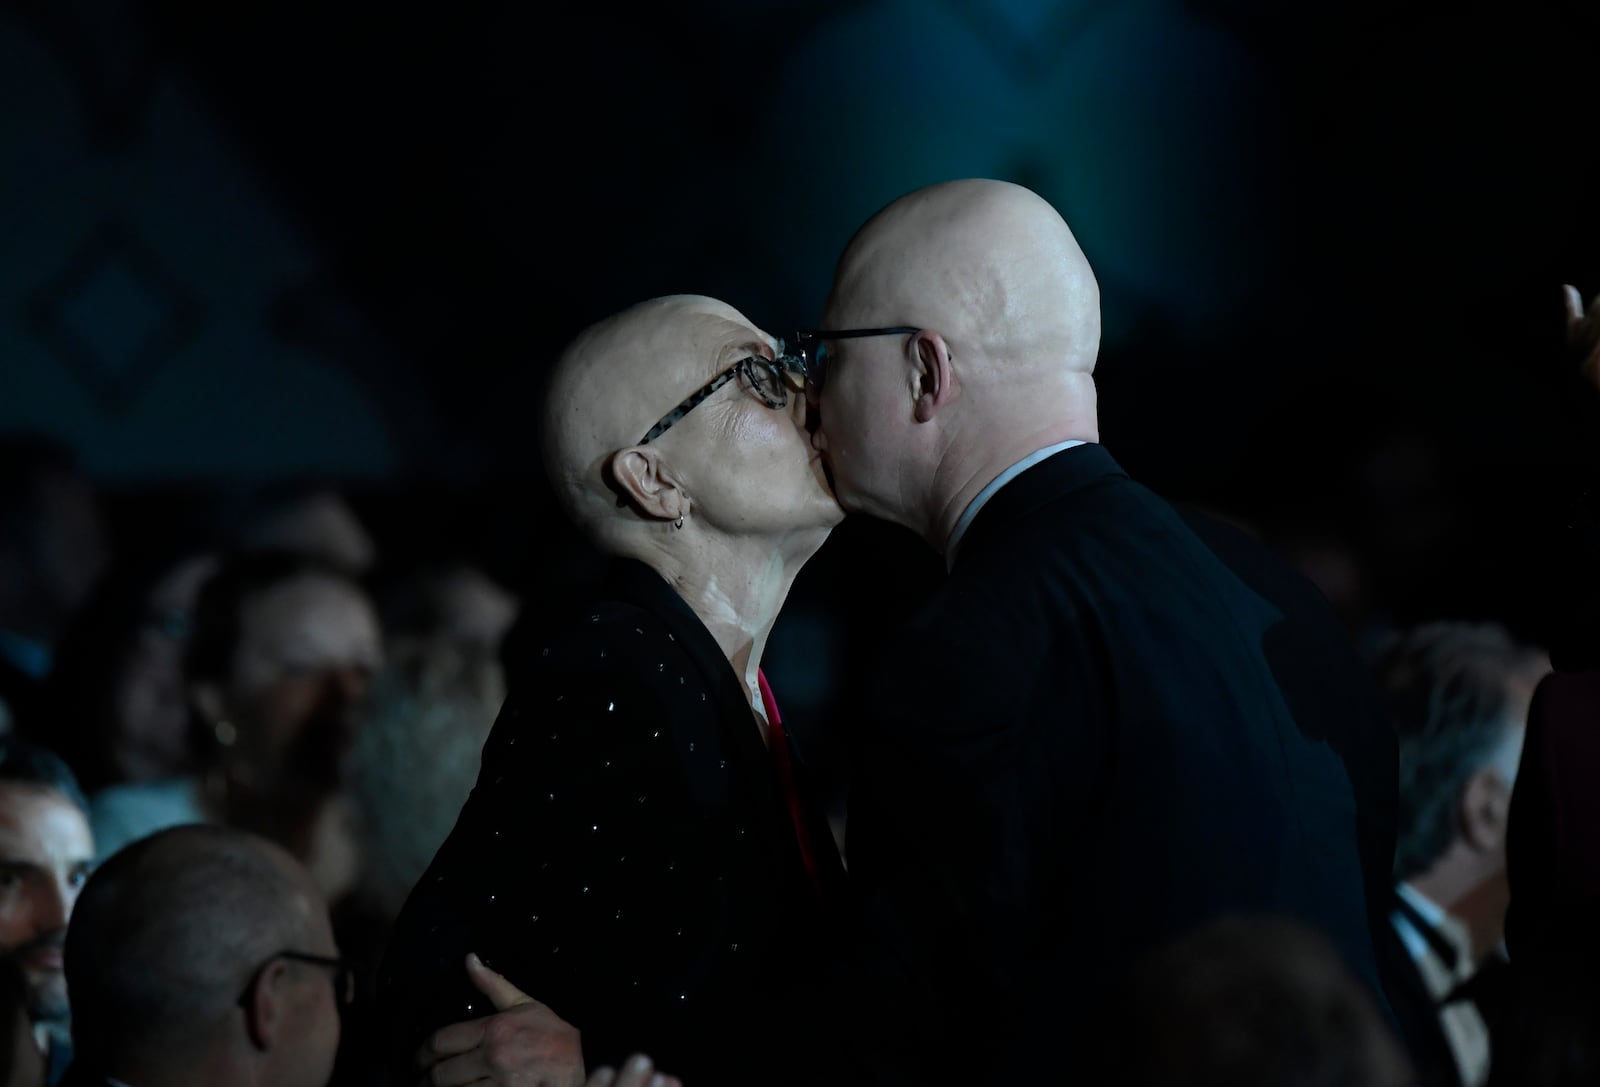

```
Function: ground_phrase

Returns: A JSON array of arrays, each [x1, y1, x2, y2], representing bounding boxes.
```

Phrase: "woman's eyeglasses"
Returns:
[[635, 353, 809, 446], [634, 327, 922, 445]]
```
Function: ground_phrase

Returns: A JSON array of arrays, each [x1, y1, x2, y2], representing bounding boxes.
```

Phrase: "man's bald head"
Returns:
[[826, 179, 1100, 380], [811, 180, 1103, 542], [541, 295, 771, 541], [64, 825, 327, 1068]]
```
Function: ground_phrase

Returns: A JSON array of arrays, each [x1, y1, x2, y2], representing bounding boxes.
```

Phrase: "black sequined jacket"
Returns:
[[377, 557, 847, 1086]]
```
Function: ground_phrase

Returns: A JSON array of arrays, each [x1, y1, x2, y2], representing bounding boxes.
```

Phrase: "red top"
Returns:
[[757, 669, 821, 894]]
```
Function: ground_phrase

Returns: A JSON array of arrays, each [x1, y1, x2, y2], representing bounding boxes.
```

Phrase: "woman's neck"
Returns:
[[648, 530, 818, 738]]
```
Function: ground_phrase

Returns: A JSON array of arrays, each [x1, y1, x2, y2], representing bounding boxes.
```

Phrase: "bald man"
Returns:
[[60, 825, 345, 1087], [799, 179, 1400, 1082]]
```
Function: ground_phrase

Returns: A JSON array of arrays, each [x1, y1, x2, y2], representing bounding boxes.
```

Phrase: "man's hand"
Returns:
[[1563, 284, 1600, 392], [414, 953, 586, 1087]]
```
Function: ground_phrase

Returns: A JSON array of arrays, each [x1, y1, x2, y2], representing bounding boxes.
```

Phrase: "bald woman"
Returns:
[[377, 297, 846, 1086]]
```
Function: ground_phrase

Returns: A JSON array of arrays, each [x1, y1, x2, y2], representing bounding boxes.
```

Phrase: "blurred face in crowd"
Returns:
[[0, 785, 93, 1026], [111, 554, 219, 783], [431, 567, 518, 660], [200, 573, 384, 789]]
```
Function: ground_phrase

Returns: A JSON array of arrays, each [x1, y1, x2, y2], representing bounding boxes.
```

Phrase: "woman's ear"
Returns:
[[608, 447, 688, 524]]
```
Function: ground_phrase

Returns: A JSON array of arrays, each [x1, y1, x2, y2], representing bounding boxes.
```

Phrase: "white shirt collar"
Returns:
[[1392, 882, 1476, 985], [944, 440, 1086, 570]]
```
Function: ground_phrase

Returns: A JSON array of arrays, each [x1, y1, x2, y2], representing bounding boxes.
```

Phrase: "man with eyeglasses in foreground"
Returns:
[[58, 825, 350, 1087]]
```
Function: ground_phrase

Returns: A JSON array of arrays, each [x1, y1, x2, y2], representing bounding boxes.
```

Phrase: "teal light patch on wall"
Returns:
[[750, 0, 1288, 345]]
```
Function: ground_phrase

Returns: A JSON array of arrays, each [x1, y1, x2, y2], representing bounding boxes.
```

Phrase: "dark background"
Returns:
[[7, 0, 1600, 764]]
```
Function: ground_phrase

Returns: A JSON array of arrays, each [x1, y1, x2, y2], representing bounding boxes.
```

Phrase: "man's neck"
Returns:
[[1409, 854, 1509, 965], [928, 419, 1098, 556], [644, 529, 823, 739]]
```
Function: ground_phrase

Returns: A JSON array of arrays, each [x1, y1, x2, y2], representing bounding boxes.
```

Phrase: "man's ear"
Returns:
[[911, 331, 957, 424], [608, 447, 688, 524], [243, 958, 289, 1052], [1459, 766, 1513, 853]]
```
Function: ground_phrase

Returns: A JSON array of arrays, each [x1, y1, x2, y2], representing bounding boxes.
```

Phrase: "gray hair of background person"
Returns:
[[61, 824, 318, 1070], [1373, 621, 1545, 880], [344, 646, 502, 920], [0, 741, 89, 818]]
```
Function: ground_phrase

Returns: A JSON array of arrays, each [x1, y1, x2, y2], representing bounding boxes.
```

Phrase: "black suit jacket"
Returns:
[[377, 558, 845, 1086], [841, 444, 1399, 1083]]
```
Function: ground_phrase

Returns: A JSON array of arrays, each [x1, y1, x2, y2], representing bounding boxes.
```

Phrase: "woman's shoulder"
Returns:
[[512, 595, 688, 674]]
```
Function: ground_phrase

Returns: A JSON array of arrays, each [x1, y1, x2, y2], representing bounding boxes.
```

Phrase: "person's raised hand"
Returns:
[[414, 953, 585, 1087], [1563, 284, 1600, 392]]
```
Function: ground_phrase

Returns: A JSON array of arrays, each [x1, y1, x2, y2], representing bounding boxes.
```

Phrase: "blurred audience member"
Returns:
[[338, 631, 506, 1087], [90, 551, 384, 908], [1099, 916, 1411, 1087], [185, 551, 383, 909], [345, 641, 502, 925], [0, 437, 109, 739], [229, 484, 376, 577], [0, 743, 94, 1085], [1374, 621, 1549, 1087], [61, 825, 346, 1087], [377, 562, 519, 673], [345, 561, 515, 931], [38, 552, 219, 861]]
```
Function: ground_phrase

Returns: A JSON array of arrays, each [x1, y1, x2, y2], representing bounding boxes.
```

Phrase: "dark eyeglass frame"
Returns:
[[237, 949, 356, 1010], [778, 327, 922, 393], [635, 352, 809, 446]]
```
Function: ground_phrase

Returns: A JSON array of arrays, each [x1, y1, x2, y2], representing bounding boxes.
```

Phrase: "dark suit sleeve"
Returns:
[[1507, 669, 1600, 970], [835, 608, 1105, 1086], [379, 630, 731, 1081]]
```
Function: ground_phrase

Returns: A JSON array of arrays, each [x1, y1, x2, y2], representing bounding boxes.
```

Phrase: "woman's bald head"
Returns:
[[540, 296, 758, 535]]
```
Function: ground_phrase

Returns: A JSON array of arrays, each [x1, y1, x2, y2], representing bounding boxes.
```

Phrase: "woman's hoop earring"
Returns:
[[673, 516, 685, 530]]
